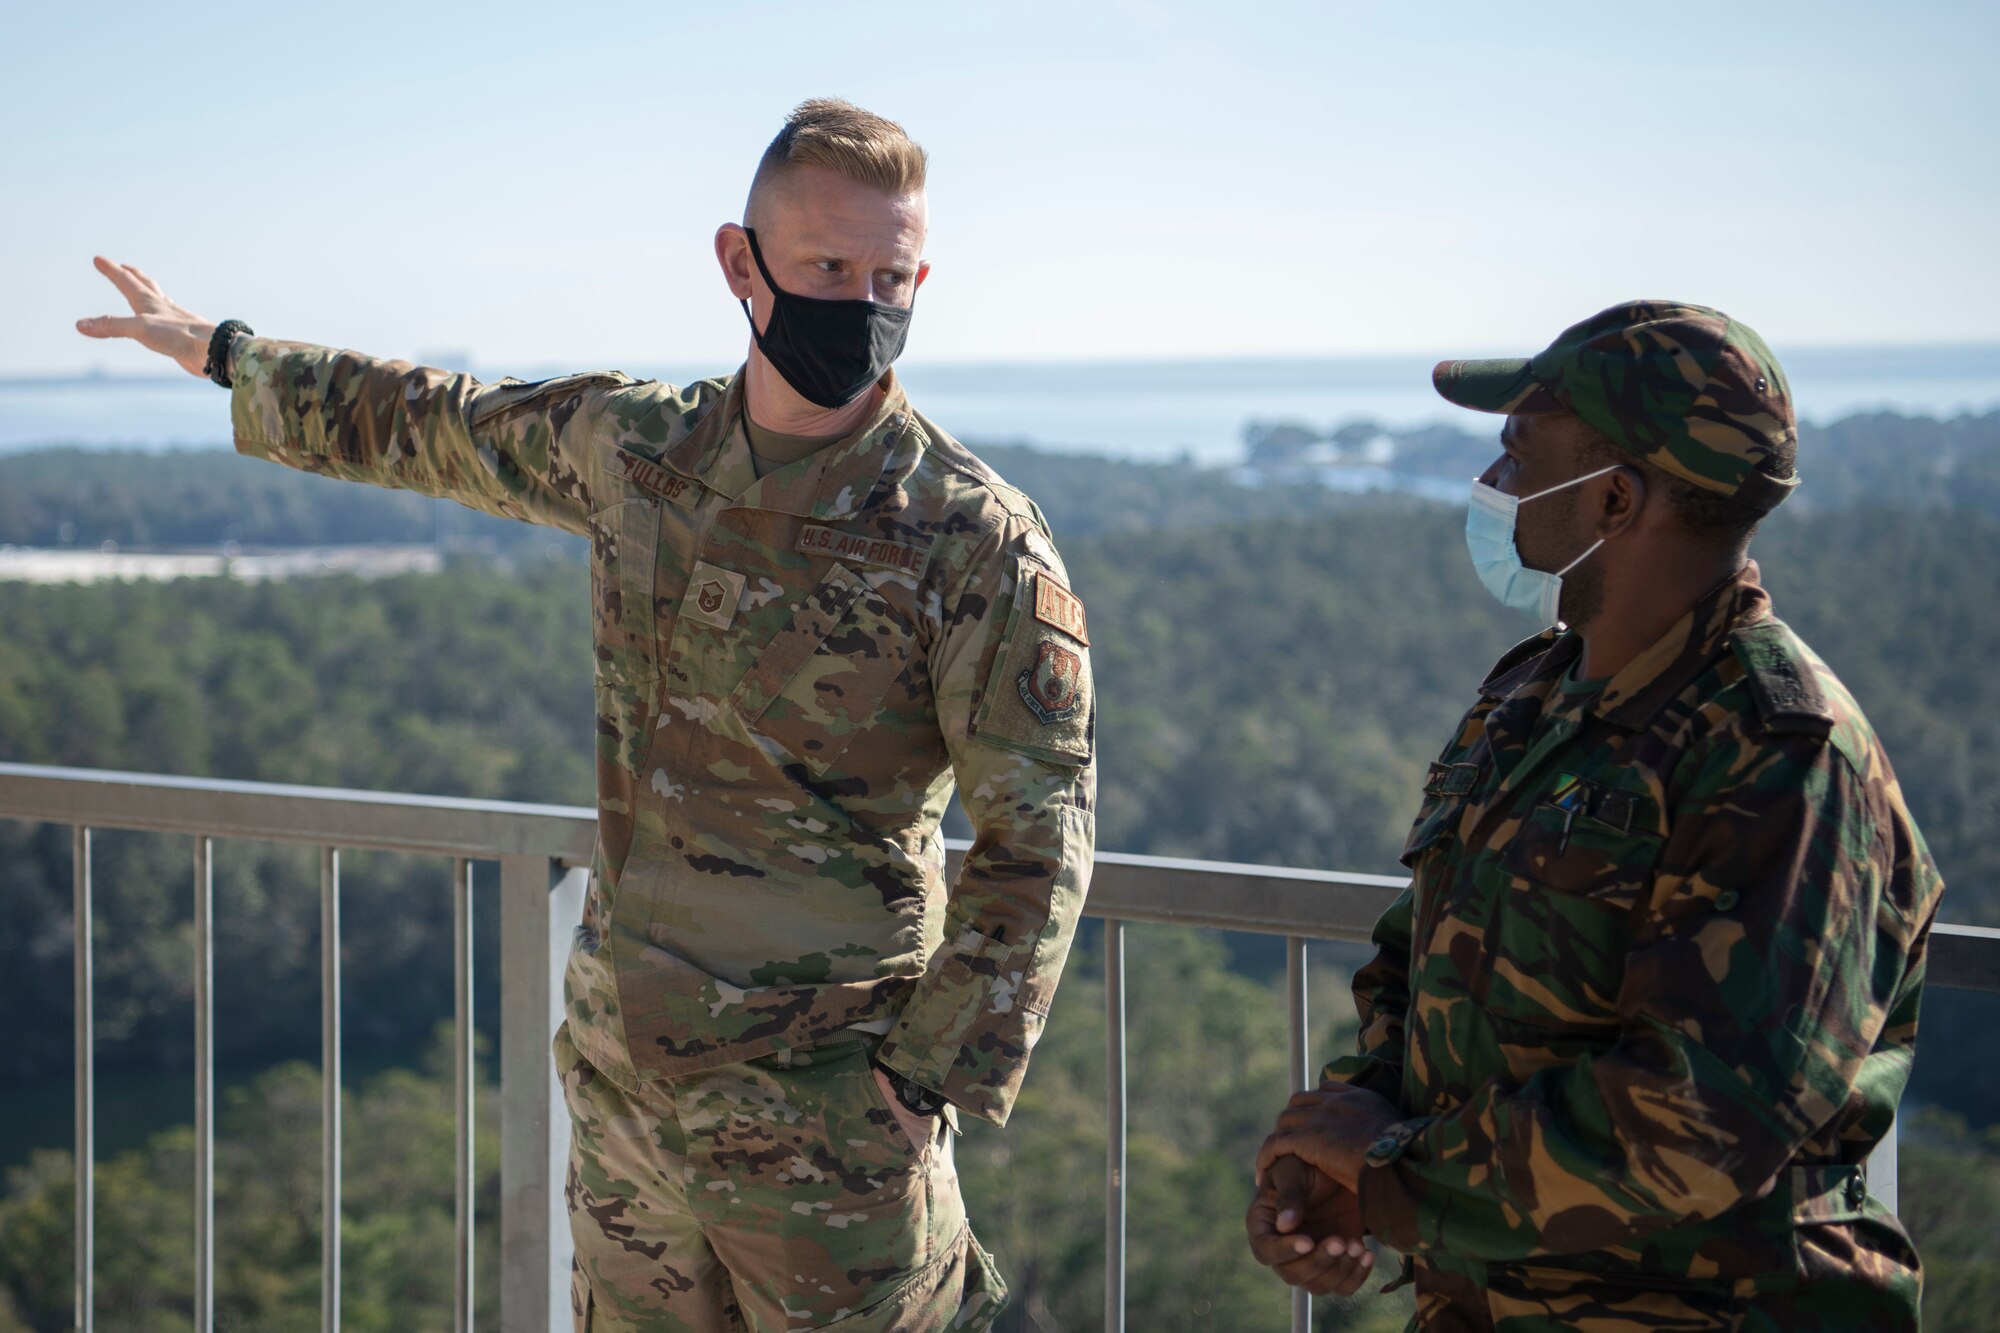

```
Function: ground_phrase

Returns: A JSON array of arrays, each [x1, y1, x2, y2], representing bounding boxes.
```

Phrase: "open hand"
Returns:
[[75, 256, 216, 377], [1246, 1154, 1374, 1297]]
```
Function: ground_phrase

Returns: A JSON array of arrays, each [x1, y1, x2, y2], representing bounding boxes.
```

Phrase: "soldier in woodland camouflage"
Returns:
[[1248, 303, 1942, 1330], [79, 99, 1094, 1331]]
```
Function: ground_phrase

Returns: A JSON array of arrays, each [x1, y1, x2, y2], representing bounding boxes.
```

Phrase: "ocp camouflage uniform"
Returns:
[[1328, 564, 1942, 1330], [231, 341, 1097, 1330]]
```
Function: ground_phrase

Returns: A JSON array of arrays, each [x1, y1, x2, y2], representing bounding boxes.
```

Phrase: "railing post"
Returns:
[[1104, 920, 1128, 1333], [320, 848, 341, 1333], [1286, 936, 1311, 1333], [499, 855, 585, 1333], [193, 837, 215, 1333], [453, 858, 476, 1333], [73, 827, 93, 1333]]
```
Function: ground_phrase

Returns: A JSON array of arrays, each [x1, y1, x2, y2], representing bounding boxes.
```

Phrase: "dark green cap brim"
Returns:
[[1432, 358, 1557, 414]]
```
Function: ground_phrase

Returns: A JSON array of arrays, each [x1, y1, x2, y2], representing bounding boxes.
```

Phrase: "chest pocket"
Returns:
[[1480, 785, 1663, 1030], [588, 498, 663, 686], [728, 562, 918, 778], [1501, 782, 1661, 905]]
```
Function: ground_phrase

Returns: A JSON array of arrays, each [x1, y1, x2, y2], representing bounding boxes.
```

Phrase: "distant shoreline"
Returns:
[[8, 340, 2000, 390]]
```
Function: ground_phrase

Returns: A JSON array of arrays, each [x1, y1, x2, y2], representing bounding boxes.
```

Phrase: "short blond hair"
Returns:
[[746, 98, 927, 222]]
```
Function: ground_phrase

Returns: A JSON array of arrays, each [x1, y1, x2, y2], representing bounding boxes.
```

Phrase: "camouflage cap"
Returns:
[[1433, 301, 1800, 511]]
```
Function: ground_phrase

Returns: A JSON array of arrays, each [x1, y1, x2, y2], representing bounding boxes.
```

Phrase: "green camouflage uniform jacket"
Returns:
[[1327, 563, 1942, 1329], [232, 341, 1096, 1126]]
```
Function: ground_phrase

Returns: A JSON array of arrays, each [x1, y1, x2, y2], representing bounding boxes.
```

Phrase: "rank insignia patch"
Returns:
[[1019, 639, 1084, 724], [682, 561, 745, 630]]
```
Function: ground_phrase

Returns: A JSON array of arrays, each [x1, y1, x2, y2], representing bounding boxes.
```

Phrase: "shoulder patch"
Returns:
[[1730, 622, 1834, 738], [970, 565, 1094, 766]]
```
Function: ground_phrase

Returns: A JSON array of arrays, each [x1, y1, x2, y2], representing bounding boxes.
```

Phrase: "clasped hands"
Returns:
[[1245, 1082, 1402, 1298]]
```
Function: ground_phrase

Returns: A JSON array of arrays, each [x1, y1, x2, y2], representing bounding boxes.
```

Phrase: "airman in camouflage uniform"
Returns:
[[79, 101, 1092, 1332], [1252, 303, 1943, 1330]]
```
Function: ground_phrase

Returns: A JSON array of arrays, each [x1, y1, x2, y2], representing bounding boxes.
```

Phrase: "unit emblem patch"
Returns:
[[1019, 640, 1084, 724]]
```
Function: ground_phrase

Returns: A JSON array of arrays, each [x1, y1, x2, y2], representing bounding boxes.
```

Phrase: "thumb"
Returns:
[[76, 315, 137, 340], [1271, 1156, 1312, 1234]]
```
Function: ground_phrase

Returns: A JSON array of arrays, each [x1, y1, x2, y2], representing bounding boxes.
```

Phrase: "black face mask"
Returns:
[[740, 227, 915, 409]]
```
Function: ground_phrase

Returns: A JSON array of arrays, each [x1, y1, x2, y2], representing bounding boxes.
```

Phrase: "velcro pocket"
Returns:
[[587, 498, 662, 686], [969, 567, 1093, 767]]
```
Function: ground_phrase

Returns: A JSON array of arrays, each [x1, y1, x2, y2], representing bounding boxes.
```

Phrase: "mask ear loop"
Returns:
[[1526, 462, 1622, 582], [1553, 538, 1605, 577], [1518, 462, 1624, 506]]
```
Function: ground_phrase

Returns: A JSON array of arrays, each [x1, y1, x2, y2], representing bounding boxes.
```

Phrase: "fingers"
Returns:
[[75, 315, 139, 340], [91, 255, 151, 311], [1278, 1240, 1373, 1296], [1306, 1244, 1376, 1298], [1245, 1191, 1318, 1264], [120, 261, 162, 294]]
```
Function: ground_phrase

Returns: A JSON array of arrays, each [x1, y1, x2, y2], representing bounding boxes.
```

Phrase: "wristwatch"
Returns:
[[1362, 1115, 1438, 1169], [873, 1059, 947, 1117]]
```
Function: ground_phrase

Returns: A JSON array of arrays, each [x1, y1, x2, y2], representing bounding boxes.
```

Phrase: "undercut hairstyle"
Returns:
[[1575, 424, 1789, 553], [745, 98, 927, 225]]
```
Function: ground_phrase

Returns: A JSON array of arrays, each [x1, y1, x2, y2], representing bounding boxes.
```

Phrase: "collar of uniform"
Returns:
[[657, 368, 750, 491], [1477, 626, 1573, 703], [805, 372, 928, 521], [667, 369, 928, 519], [1592, 561, 1773, 729]]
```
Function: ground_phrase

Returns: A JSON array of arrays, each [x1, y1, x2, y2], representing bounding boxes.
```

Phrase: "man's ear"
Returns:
[[715, 224, 754, 301], [1598, 466, 1648, 540], [913, 259, 932, 294]]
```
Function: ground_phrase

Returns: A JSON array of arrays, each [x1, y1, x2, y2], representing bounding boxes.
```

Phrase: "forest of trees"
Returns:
[[2, 411, 1998, 1329]]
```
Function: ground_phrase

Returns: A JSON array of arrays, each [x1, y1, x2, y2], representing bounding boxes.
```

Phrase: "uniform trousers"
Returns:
[[556, 1023, 1005, 1332]]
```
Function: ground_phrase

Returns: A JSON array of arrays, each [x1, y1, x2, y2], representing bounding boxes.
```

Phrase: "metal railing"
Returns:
[[5, 760, 1996, 1333]]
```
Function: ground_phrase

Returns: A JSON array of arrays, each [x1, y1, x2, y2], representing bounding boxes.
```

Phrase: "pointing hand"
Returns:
[[75, 257, 217, 378]]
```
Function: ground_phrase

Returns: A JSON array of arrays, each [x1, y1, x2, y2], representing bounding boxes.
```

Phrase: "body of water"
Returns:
[[6, 345, 1998, 464]]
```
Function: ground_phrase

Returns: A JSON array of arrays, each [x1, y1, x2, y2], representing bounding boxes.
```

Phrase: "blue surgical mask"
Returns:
[[1465, 464, 1621, 624]]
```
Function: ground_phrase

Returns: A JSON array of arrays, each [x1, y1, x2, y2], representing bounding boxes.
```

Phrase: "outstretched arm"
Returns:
[[75, 257, 627, 534]]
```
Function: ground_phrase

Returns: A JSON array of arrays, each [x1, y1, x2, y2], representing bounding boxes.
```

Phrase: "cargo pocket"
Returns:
[[728, 562, 916, 777], [816, 1225, 1008, 1332]]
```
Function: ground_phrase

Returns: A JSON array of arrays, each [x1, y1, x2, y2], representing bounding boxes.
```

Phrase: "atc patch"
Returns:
[[1019, 640, 1084, 723], [1033, 573, 1089, 645]]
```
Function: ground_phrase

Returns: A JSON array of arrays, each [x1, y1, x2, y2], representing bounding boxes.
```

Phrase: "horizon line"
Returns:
[[7, 338, 2000, 388]]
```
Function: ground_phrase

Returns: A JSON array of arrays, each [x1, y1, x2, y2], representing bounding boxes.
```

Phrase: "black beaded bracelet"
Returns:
[[203, 319, 253, 388]]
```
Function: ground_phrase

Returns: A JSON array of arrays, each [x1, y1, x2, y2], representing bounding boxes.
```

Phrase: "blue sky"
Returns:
[[6, 0, 1996, 375]]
